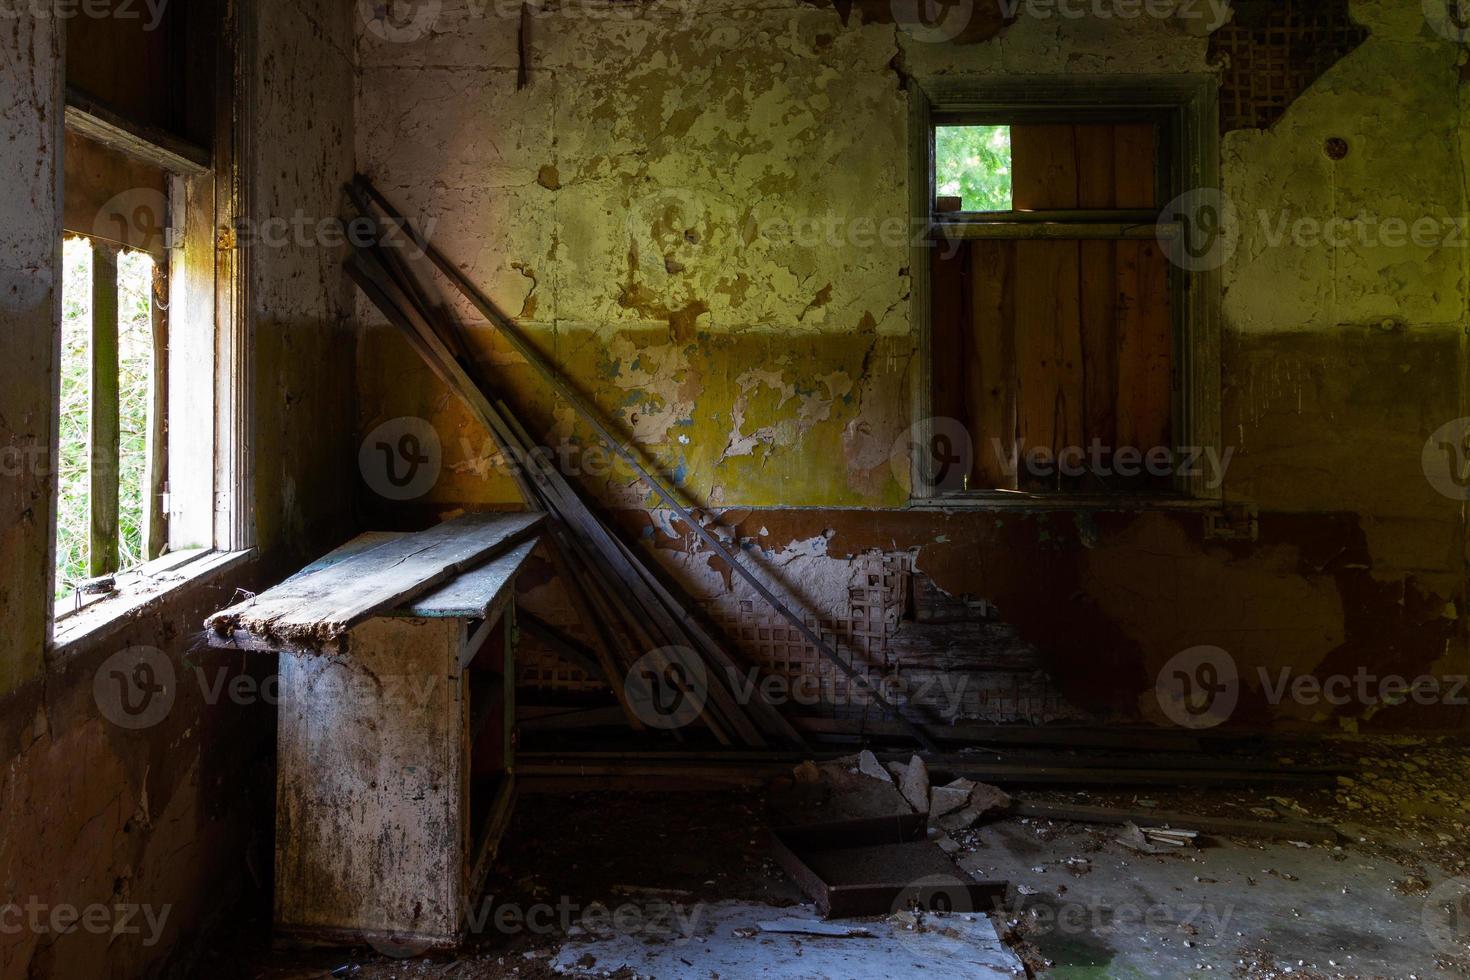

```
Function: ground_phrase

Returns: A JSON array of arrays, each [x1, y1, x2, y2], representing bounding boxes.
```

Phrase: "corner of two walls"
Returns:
[[252, 0, 361, 569], [351, 0, 1469, 732]]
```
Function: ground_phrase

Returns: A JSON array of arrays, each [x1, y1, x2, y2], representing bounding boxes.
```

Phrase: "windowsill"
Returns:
[[906, 493, 1224, 513], [50, 547, 256, 653]]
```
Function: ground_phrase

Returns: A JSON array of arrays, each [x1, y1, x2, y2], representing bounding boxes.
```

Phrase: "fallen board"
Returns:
[[771, 831, 1008, 919], [206, 512, 543, 645]]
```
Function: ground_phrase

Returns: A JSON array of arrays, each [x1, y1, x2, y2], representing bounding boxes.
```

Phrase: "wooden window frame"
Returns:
[[59, 236, 170, 582], [49, 0, 253, 635], [908, 75, 1222, 508]]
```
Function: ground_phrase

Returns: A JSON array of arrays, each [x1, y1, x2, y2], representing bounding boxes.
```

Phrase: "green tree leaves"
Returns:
[[936, 125, 1012, 212]]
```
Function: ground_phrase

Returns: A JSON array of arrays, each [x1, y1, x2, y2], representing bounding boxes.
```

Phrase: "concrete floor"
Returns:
[[549, 899, 1025, 978], [963, 816, 1466, 979], [214, 738, 1470, 980]]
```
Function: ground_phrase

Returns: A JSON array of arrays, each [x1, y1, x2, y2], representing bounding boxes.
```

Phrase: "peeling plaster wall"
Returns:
[[0, 11, 63, 698], [252, 0, 360, 562], [0, 2, 358, 975], [357, 0, 1470, 731]]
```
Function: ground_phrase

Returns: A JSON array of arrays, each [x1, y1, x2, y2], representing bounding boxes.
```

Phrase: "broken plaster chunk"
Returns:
[[930, 779, 975, 818], [934, 780, 1012, 833], [857, 750, 891, 784], [887, 756, 930, 813]]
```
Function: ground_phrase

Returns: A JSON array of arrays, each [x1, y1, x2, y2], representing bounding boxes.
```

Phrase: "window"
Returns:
[[935, 124, 1012, 212], [55, 236, 163, 601], [928, 114, 1178, 496], [51, 0, 246, 638]]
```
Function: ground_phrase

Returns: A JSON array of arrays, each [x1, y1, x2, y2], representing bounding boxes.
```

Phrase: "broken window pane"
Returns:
[[935, 125, 1011, 212], [117, 248, 155, 572], [56, 237, 93, 601], [54, 239, 157, 603]]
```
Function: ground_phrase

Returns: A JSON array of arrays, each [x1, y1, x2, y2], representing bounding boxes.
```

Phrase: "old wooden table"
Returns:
[[205, 515, 542, 951]]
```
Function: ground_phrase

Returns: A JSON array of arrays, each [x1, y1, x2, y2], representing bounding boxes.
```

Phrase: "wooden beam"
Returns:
[[353, 176, 935, 753], [518, 610, 607, 678], [64, 88, 211, 175], [144, 260, 168, 559], [89, 244, 121, 577], [935, 221, 1173, 240]]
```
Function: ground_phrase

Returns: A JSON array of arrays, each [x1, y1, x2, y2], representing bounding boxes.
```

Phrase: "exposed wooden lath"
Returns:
[[1210, 0, 1370, 133]]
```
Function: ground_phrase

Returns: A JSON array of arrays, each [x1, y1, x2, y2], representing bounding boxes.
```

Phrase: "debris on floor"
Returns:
[[549, 900, 1026, 979]]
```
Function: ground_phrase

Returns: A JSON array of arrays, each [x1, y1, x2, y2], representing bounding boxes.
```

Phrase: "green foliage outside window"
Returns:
[[55, 237, 154, 602], [935, 125, 1012, 212]]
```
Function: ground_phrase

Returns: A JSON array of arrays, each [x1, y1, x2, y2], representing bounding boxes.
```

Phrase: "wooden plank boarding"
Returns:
[[399, 538, 537, 619], [930, 241, 968, 428], [1115, 239, 1173, 457], [940, 121, 1170, 492], [207, 512, 543, 644], [273, 616, 466, 949], [967, 240, 1016, 489]]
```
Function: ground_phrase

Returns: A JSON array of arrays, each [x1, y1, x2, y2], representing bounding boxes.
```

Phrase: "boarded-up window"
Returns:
[[931, 120, 1175, 494]]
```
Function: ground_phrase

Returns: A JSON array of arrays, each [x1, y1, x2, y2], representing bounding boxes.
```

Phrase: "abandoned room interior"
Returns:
[[7, 0, 1470, 977]]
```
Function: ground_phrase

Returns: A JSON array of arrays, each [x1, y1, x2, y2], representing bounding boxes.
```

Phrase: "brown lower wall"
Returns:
[[596, 505, 1468, 733], [0, 560, 293, 979]]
